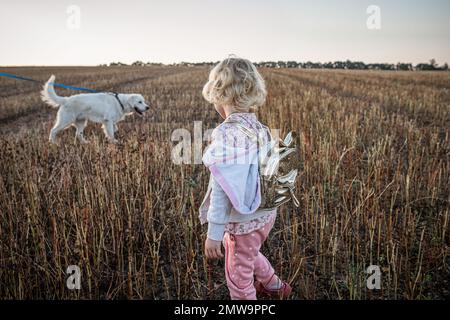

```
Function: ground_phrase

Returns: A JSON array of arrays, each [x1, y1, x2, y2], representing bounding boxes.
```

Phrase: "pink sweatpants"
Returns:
[[222, 219, 276, 300]]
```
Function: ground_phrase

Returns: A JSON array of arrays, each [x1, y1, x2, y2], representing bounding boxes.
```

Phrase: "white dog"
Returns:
[[41, 75, 150, 144]]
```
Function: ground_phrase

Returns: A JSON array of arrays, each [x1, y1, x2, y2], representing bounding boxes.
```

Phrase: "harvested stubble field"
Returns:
[[0, 66, 448, 299]]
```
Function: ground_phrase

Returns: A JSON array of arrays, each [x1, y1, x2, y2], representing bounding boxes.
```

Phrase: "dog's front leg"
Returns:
[[103, 120, 118, 144]]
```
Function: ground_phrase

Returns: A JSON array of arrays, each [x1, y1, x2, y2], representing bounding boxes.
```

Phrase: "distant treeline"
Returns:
[[102, 59, 449, 71]]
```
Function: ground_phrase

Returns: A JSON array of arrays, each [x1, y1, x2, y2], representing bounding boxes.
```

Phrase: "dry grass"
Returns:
[[0, 66, 448, 299]]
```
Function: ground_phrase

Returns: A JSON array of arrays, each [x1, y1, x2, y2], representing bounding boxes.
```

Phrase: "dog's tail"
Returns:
[[41, 75, 67, 108]]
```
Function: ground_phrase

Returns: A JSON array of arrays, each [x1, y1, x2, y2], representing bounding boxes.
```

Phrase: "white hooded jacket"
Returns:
[[198, 113, 276, 240]]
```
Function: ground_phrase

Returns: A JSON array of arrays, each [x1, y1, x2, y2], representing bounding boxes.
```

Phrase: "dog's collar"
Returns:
[[112, 92, 125, 111]]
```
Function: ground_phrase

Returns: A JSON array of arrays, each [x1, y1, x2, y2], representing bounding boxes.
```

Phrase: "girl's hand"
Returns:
[[205, 238, 223, 259]]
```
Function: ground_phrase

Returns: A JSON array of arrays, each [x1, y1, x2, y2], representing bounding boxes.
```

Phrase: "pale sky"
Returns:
[[0, 0, 449, 66]]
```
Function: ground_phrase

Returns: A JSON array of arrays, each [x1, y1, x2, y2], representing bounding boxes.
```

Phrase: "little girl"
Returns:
[[199, 57, 292, 300]]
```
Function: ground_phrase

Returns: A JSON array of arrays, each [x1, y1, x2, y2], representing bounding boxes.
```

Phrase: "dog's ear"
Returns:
[[127, 95, 137, 107]]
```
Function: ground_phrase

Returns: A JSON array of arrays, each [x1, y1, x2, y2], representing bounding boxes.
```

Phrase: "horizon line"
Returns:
[[1, 59, 448, 68]]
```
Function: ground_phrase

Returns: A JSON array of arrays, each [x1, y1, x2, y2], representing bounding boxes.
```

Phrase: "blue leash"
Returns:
[[0, 71, 99, 93], [0, 71, 127, 110]]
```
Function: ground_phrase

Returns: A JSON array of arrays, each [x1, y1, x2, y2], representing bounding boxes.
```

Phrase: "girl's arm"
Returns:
[[207, 176, 232, 241]]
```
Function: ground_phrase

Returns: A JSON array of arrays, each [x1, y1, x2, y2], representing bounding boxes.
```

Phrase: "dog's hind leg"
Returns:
[[49, 109, 73, 144], [102, 120, 118, 144], [74, 119, 89, 144]]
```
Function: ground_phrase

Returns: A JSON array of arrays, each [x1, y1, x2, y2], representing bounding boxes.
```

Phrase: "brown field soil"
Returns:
[[0, 66, 449, 299]]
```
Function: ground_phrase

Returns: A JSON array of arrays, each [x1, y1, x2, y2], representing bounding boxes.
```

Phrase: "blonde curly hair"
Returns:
[[202, 56, 267, 112]]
